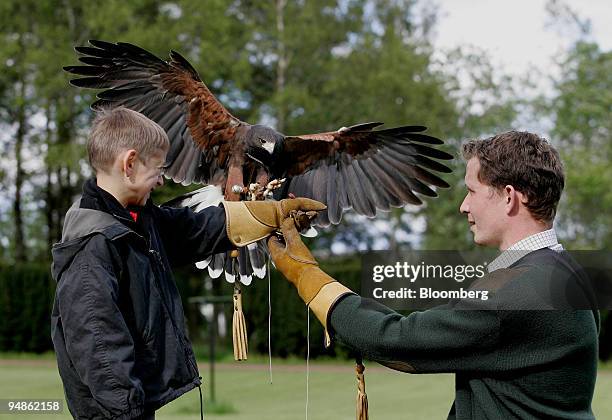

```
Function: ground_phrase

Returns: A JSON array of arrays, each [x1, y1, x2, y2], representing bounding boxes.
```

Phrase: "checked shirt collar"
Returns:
[[487, 229, 563, 273]]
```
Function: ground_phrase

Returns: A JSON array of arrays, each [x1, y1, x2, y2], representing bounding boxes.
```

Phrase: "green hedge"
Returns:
[[0, 258, 364, 358], [1, 261, 610, 362], [173, 256, 364, 360], [0, 264, 55, 352]]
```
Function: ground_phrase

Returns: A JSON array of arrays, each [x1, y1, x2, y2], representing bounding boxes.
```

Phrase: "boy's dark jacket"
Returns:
[[51, 179, 232, 419]]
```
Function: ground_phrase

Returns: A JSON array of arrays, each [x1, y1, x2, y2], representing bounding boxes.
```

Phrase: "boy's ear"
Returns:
[[122, 149, 138, 178]]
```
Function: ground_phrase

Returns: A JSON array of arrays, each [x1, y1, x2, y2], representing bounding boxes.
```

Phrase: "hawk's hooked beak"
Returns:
[[262, 141, 275, 154]]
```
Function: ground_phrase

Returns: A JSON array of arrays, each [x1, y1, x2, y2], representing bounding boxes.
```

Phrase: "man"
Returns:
[[269, 131, 599, 419]]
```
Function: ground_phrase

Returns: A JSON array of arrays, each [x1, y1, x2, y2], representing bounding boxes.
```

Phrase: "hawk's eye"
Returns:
[[259, 138, 267, 145]]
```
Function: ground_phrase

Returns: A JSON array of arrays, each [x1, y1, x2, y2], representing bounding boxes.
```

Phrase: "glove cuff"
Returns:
[[223, 201, 276, 246], [304, 275, 355, 348], [297, 266, 334, 303]]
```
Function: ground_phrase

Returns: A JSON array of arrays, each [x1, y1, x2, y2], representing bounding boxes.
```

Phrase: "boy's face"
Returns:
[[126, 149, 167, 206], [459, 158, 508, 248]]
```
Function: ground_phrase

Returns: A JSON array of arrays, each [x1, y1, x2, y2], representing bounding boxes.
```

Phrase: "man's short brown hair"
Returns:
[[87, 107, 169, 174], [462, 131, 564, 223]]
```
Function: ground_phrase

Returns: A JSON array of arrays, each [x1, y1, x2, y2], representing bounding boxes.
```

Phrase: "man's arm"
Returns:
[[55, 235, 144, 417], [269, 218, 501, 374], [329, 295, 501, 373]]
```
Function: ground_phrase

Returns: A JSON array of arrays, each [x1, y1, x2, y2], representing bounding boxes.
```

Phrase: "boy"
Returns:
[[51, 107, 323, 419]]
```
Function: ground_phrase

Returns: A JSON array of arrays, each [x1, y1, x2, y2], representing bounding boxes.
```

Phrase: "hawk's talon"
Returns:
[[288, 209, 317, 232], [236, 178, 287, 201]]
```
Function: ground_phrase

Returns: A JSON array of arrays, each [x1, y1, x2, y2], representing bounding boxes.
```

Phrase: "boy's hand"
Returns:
[[223, 198, 325, 246]]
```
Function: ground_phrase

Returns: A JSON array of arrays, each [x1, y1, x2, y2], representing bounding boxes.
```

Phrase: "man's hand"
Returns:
[[268, 218, 354, 345], [268, 218, 333, 304], [223, 198, 325, 246]]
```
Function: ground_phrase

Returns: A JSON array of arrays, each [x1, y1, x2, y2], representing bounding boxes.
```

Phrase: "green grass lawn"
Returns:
[[1, 356, 611, 419]]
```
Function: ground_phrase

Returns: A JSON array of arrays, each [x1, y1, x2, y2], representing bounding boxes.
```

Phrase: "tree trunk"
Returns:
[[275, 0, 288, 132], [44, 102, 56, 255], [13, 77, 27, 263]]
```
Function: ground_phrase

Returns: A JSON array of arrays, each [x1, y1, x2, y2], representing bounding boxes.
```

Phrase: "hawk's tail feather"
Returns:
[[195, 241, 268, 285]]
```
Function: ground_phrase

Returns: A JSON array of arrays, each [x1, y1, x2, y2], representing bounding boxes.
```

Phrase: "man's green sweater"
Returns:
[[330, 249, 599, 419]]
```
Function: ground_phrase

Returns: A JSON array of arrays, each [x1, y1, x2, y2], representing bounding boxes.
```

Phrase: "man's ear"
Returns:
[[504, 185, 521, 216], [122, 149, 138, 178]]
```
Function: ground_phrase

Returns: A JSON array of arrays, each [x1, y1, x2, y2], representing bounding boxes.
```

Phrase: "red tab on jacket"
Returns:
[[129, 210, 139, 222]]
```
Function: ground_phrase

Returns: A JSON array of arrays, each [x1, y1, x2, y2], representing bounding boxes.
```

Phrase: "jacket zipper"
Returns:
[[146, 245, 199, 378], [149, 249, 165, 272], [113, 211, 198, 378]]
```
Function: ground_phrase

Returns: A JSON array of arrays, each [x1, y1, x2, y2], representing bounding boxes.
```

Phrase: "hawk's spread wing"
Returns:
[[64, 40, 248, 185], [281, 123, 453, 225]]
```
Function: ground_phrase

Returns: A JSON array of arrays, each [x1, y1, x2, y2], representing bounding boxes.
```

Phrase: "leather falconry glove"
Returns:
[[268, 218, 355, 346], [223, 198, 326, 247]]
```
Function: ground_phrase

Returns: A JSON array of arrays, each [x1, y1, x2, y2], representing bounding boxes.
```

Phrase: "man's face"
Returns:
[[127, 150, 166, 206], [459, 158, 507, 248]]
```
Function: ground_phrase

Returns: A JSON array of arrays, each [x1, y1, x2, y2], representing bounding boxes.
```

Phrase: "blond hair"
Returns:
[[87, 107, 169, 173]]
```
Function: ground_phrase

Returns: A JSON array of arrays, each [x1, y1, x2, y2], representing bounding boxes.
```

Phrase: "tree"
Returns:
[[417, 44, 521, 250], [548, 42, 612, 249], [0, 0, 42, 263], [546, 41, 612, 361]]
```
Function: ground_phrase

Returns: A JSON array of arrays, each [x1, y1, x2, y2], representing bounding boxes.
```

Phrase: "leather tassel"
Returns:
[[356, 359, 369, 420], [232, 282, 248, 361]]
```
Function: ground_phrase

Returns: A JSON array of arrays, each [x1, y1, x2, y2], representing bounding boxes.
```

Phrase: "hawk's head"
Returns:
[[245, 125, 284, 167]]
